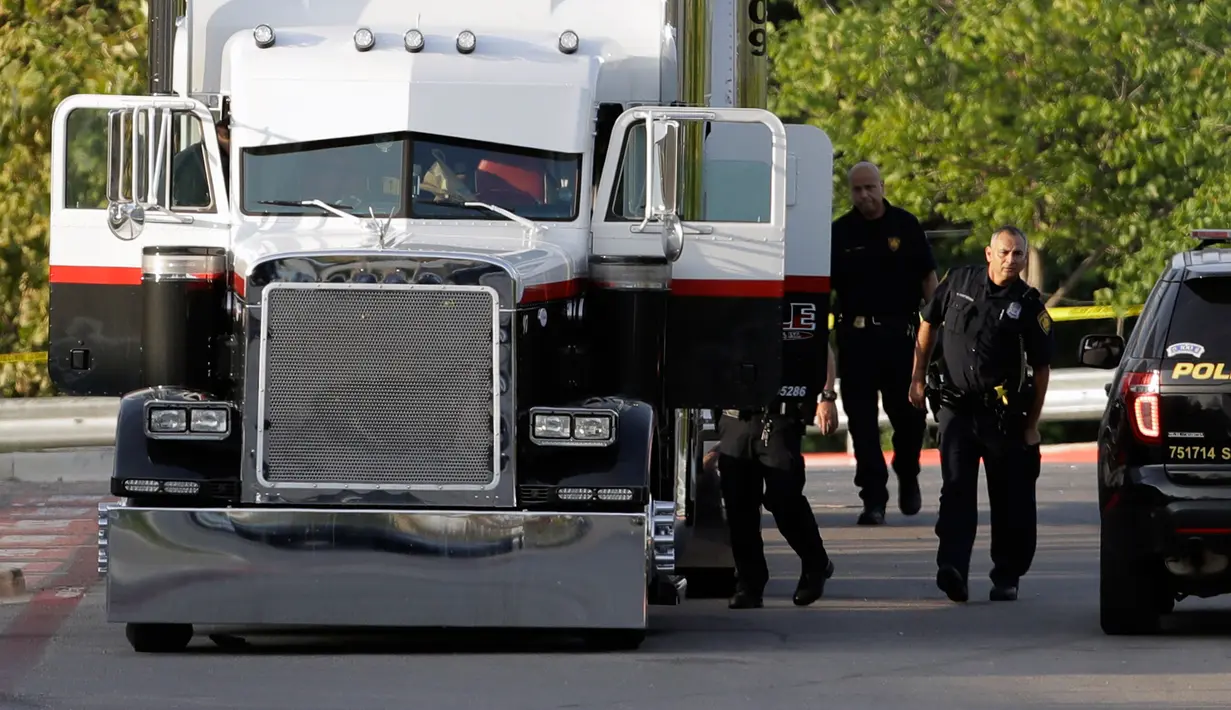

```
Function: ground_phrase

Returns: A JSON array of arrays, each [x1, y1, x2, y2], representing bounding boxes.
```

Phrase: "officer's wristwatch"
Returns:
[[817, 389, 837, 403]]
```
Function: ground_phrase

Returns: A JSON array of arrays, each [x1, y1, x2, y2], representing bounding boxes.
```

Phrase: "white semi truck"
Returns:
[[49, 0, 834, 652]]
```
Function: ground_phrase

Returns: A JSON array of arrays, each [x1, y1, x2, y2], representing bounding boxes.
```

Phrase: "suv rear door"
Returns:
[[1159, 268, 1231, 482]]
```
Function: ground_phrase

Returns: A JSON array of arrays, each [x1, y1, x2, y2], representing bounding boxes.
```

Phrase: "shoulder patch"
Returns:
[[1037, 310, 1052, 334]]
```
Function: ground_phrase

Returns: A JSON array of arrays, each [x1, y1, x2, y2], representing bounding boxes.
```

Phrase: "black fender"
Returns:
[[111, 386, 243, 505], [516, 397, 656, 509]]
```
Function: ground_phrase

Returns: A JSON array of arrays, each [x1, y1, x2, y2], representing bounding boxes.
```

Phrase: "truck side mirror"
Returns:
[[104, 105, 181, 239], [645, 118, 682, 260], [649, 119, 679, 215], [106, 109, 129, 204], [1079, 333, 1124, 369]]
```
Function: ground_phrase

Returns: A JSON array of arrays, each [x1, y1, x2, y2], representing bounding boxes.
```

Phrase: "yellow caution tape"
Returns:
[[0, 352, 47, 365], [1047, 305, 1143, 321], [825, 304, 1144, 329]]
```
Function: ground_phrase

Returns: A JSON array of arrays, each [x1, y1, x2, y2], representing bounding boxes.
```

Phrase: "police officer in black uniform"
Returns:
[[908, 225, 1054, 603], [831, 162, 939, 525], [716, 343, 839, 610]]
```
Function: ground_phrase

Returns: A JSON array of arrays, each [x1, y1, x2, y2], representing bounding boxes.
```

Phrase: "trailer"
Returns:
[[50, 0, 834, 652]]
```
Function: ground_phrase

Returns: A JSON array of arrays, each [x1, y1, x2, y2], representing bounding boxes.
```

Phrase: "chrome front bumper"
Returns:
[[97, 503, 650, 630]]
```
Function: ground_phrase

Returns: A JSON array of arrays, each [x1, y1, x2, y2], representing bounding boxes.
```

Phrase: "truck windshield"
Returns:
[[240, 131, 581, 222]]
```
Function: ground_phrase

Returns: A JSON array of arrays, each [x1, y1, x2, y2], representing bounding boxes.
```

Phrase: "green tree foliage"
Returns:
[[770, 0, 1231, 305], [0, 0, 146, 395]]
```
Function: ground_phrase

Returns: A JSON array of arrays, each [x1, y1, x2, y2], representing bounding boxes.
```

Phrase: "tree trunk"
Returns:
[[1045, 248, 1105, 308], [1026, 245, 1045, 292]]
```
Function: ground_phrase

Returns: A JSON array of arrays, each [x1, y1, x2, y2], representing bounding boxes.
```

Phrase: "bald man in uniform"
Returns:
[[830, 162, 938, 525]]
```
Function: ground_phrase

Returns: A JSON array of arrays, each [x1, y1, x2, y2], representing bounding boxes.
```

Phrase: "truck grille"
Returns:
[[257, 283, 499, 488]]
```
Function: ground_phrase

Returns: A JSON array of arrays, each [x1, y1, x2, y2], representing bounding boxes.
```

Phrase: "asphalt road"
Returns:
[[2, 463, 1231, 710]]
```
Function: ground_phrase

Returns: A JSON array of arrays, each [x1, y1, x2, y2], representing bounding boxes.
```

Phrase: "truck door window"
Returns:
[[62, 108, 113, 210], [165, 112, 221, 212], [61, 108, 220, 214], [605, 122, 771, 223]]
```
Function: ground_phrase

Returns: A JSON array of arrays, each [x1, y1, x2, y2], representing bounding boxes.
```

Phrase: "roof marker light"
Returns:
[[404, 29, 425, 53], [558, 30, 579, 54], [354, 27, 375, 52], [253, 24, 275, 49], [456, 30, 477, 54], [1192, 229, 1231, 240]]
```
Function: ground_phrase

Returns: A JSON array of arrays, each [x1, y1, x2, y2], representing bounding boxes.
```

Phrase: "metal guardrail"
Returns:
[[809, 367, 1113, 434], [0, 368, 1113, 449]]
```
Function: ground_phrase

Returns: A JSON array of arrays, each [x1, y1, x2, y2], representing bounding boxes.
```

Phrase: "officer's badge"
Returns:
[[1007, 302, 1022, 319], [1038, 310, 1052, 334], [888, 236, 900, 252]]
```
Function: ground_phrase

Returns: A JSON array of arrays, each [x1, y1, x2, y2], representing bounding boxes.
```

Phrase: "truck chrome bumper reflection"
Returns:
[[99, 505, 649, 629]]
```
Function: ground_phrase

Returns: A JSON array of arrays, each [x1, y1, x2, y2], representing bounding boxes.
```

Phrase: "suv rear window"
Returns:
[[1165, 276, 1231, 354]]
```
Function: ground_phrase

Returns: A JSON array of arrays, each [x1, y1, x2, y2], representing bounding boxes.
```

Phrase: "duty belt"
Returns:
[[936, 385, 1010, 413]]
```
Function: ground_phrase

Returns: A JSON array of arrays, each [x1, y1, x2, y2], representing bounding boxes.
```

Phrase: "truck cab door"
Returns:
[[701, 122, 835, 407], [49, 94, 232, 396], [591, 107, 788, 409]]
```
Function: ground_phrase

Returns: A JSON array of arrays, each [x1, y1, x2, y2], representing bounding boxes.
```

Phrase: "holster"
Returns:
[[939, 384, 1033, 437]]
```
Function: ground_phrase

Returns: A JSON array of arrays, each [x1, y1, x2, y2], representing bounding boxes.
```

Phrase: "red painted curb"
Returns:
[[803, 442, 1097, 467], [0, 545, 96, 694]]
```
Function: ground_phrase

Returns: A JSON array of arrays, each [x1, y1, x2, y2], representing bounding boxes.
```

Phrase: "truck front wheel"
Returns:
[[125, 623, 194, 653]]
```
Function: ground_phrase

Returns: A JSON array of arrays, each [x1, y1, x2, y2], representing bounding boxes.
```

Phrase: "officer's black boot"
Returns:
[[898, 477, 922, 516], [936, 564, 969, 603], [793, 559, 835, 606], [857, 506, 885, 525], [990, 582, 1018, 601], [728, 583, 764, 609]]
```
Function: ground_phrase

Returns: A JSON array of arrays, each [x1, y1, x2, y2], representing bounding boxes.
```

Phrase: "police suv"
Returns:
[[1080, 229, 1231, 634]]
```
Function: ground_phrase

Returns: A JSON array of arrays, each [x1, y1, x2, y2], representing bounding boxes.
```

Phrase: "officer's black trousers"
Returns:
[[836, 322, 926, 509], [716, 413, 831, 592], [935, 406, 1041, 586]]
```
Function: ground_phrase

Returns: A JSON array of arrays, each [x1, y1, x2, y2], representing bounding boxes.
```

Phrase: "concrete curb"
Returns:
[[0, 447, 115, 483], [0, 566, 25, 599]]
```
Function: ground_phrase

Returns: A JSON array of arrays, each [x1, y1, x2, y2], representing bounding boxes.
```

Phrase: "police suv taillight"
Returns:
[[1122, 369, 1161, 444]]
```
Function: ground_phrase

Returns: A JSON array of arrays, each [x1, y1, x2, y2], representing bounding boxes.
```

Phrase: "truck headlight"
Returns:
[[144, 401, 232, 439], [190, 408, 228, 433], [573, 415, 612, 440], [148, 407, 187, 433], [532, 414, 571, 439], [529, 408, 617, 446]]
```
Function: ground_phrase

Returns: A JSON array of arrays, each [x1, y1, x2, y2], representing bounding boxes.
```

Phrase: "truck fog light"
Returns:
[[557, 487, 594, 501], [190, 408, 229, 434], [123, 479, 161, 494], [596, 487, 633, 501], [149, 408, 187, 432], [573, 415, 612, 440], [163, 481, 200, 495], [533, 414, 570, 438]]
